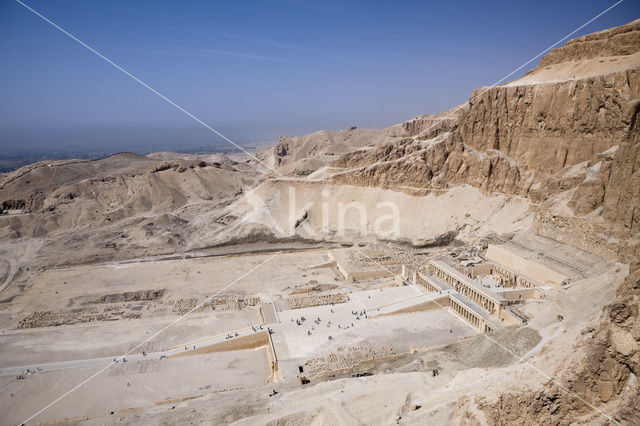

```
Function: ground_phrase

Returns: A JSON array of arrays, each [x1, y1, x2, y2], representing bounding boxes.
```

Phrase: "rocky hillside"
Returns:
[[0, 152, 260, 265], [265, 105, 465, 177]]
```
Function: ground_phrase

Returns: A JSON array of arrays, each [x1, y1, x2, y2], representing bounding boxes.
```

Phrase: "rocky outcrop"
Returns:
[[532, 19, 640, 70], [401, 105, 465, 138], [272, 126, 408, 175], [0, 155, 255, 240]]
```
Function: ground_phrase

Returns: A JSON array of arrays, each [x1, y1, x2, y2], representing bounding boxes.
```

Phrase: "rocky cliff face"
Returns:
[[331, 67, 637, 202], [453, 21, 639, 424], [328, 20, 639, 263], [460, 69, 635, 174]]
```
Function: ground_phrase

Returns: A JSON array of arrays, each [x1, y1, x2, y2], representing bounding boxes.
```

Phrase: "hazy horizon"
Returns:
[[1, 0, 639, 158]]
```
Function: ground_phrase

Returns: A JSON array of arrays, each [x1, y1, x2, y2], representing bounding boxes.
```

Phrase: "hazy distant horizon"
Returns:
[[2, 0, 639, 159], [0, 119, 403, 172], [0, 122, 356, 155]]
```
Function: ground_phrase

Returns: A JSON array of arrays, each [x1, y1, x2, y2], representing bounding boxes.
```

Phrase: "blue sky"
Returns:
[[0, 0, 638, 154]]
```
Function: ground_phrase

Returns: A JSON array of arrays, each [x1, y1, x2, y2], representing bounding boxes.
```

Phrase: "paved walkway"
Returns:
[[0, 323, 271, 377]]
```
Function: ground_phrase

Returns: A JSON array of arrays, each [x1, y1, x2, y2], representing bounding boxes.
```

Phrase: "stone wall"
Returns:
[[486, 245, 569, 286], [287, 293, 349, 309]]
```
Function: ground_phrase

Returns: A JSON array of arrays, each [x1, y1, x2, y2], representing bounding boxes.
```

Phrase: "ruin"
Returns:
[[0, 232, 618, 424], [486, 244, 569, 286]]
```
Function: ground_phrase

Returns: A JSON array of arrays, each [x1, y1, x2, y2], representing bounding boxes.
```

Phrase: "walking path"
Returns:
[[0, 256, 17, 295], [0, 323, 271, 377]]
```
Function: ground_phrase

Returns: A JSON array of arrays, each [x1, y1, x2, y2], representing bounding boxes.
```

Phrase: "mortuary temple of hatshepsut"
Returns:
[[0, 229, 614, 425]]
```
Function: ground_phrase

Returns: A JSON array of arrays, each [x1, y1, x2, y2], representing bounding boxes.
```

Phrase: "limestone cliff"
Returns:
[[328, 19, 639, 262]]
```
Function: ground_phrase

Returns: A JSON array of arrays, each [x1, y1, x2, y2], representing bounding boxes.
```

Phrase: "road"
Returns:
[[0, 352, 166, 377], [0, 256, 17, 295], [0, 323, 270, 377]]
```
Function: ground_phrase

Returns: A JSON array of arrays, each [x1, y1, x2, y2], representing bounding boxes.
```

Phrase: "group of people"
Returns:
[[291, 316, 307, 326], [16, 366, 41, 380], [293, 306, 370, 337], [351, 310, 367, 320]]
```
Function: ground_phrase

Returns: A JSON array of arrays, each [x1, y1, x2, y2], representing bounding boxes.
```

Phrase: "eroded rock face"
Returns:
[[331, 67, 637, 204], [568, 180, 605, 215], [534, 101, 639, 263], [602, 104, 640, 235], [460, 69, 636, 173], [533, 19, 640, 69]]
